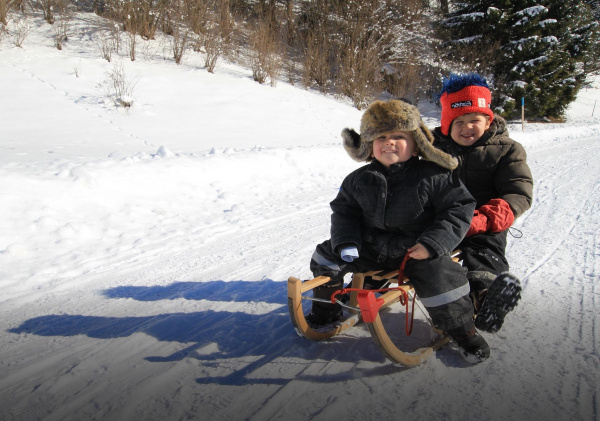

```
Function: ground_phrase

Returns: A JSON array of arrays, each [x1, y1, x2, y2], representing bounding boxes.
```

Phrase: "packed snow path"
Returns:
[[2, 128, 599, 421]]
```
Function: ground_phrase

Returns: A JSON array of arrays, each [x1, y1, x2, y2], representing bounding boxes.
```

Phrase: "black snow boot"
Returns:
[[467, 270, 496, 315], [474, 272, 522, 333], [306, 285, 343, 328], [448, 321, 490, 364]]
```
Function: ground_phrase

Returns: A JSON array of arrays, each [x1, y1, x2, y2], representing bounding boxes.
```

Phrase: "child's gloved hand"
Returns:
[[479, 198, 514, 232], [466, 210, 488, 237], [466, 198, 515, 237], [340, 246, 359, 262]]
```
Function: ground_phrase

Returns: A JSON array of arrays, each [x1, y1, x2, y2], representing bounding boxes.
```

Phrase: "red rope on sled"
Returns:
[[397, 253, 410, 284], [330, 254, 417, 335]]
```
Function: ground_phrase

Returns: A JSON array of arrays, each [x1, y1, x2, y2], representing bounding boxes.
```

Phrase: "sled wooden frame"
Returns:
[[287, 270, 450, 367]]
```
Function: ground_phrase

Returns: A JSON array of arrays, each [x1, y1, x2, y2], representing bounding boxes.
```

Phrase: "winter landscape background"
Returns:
[[1, 11, 599, 421]]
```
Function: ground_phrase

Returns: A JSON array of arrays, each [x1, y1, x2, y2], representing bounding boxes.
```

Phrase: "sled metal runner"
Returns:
[[287, 270, 450, 367]]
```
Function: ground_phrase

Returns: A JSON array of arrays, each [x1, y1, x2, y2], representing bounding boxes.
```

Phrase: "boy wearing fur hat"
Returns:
[[308, 99, 490, 363], [432, 73, 533, 334]]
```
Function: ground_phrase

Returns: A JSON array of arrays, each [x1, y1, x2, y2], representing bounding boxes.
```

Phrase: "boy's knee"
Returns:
[[310, 246, 345, 283], [406, 254, 465, 279]]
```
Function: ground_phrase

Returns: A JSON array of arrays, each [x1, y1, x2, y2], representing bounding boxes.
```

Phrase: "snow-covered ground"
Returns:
[[1, 12, 600, 421]]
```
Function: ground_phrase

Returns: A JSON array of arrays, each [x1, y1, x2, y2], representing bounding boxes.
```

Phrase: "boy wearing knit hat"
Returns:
[[307, 99, 490, 364], [433, 73, 533, 334]]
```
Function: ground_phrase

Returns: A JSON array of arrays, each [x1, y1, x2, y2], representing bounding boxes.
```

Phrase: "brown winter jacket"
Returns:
[[329, 157, 475, 260], [432, 116, 533, 219]]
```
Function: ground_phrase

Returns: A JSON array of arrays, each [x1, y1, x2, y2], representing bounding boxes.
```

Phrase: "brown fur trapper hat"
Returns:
[[342, 100, 458, 170]]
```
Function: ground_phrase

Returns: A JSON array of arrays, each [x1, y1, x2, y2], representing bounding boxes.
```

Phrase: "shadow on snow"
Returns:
[[101, 279, 285, 304], [8, 279, 459, 385]]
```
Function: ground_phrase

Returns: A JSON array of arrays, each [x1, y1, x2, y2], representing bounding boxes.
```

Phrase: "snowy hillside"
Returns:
[[1, 12, 599, 421]]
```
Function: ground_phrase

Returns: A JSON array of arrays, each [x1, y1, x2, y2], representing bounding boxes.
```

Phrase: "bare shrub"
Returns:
[[332, 0, 399, 108], [126, 29, 136, 61], [336, 46, 382, 109], [73, 60, 81, 77], [39, 0, 57, 24], [12, 0, 27, 12], [170, 26, 190, 64], [52, 8, 71, 50], [96, 31, 115, 61], [250, 19, 282, 86], [218, 0, 232, 40], [381, 63, 425, 102], [98, 62, 139, 107], [0, 0, 13, 26], [0, 0, 28, 24], [181, 0, 214, 35], [166, 0, 193, 65], [185, 0, 233, 72], [96, 0, 168, 61], [301, 30, 331, 92], [284, 0, 294, 45], [202, 25, 222, 73], [12, 16, 30, 47], [139, 34, 162, 60], [214, 0, 234, 61], [295, 0, 421, 107], [109, 20, 121, 54], [95, 20, 122, 61], [104, 0, 164, 40], [40, 1, 53, 23], [297, 0, 335, 91]]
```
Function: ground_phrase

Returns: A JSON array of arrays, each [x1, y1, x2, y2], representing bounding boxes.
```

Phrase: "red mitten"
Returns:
[[466, 210, 488, 237], [479, 198, 515, 233]]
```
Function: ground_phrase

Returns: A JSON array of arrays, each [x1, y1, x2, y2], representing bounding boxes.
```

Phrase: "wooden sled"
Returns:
[[287, 270, 450, 367]]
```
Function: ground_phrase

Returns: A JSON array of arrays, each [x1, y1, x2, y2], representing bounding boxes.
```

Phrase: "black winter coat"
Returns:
[[329, 157, 475, 261], [432, 116, 533, 218]]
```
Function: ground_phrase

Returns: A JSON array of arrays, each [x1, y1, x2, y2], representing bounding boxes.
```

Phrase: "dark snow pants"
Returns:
[[310, 240, 474, 331], [459, 230, 509, 293]]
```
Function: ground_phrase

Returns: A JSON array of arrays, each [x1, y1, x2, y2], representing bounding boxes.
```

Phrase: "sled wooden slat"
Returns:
[[287, 269, 450, 366], [368, 314, 450, 367], [288, 251, 461, 366], [287, 271, 374, 341], [288, 276, 360, 341], [356, 275, 448, 366], [298, 276, 332, 293]]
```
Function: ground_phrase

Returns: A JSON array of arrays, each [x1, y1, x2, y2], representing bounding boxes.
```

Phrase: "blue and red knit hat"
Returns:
[[439, 73, 494, 136]]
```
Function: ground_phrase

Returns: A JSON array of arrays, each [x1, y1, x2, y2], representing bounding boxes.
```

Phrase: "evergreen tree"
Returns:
[[438, 0, 600, 119]]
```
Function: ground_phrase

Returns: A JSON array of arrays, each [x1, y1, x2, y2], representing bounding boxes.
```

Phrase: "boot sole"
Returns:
[[474, 272, 521, 333]]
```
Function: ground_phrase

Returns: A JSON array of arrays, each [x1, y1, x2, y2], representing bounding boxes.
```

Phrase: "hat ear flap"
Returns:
[[414, 122, 458, 170], [420, 121, 435, 144], [342, 128, 372, 162]]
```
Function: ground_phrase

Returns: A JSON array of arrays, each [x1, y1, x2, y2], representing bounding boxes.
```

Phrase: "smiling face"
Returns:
[[371, 131, 417, 168], [450, 112, 492, 146]]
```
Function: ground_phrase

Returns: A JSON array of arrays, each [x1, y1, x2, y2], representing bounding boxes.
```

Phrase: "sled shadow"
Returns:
[[102, 279, 284, 304], [8, 279, 457, 385]]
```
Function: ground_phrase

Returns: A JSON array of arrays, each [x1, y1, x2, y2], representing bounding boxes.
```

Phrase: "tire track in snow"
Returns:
[[513, 136, 600, 286], [560, 183, 600, 420], [520, 182, 600, 283], [574, 220, 600, 421], [504, 134, 600, 421], [572, 192, 599, 420]]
